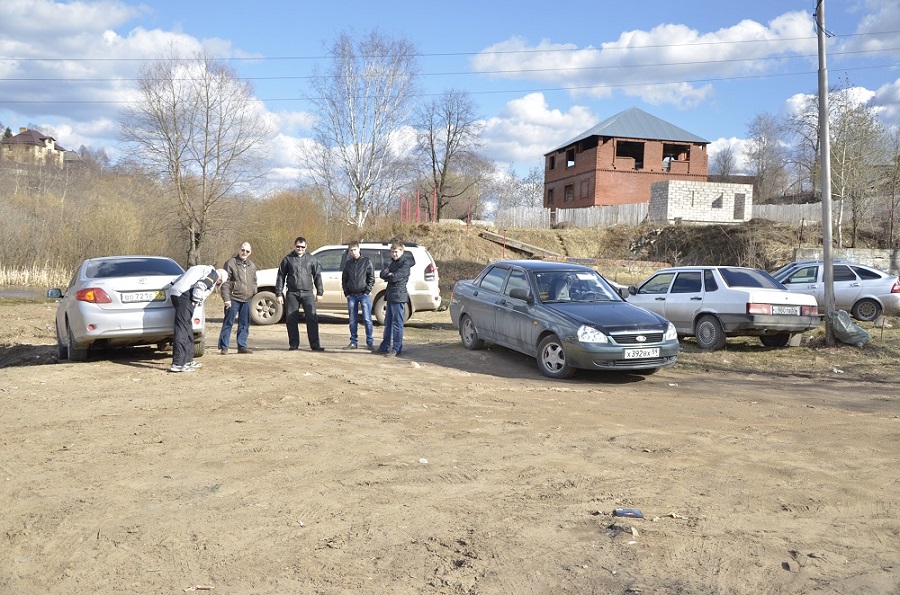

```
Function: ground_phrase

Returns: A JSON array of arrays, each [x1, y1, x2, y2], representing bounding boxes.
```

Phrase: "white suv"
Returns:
[[250, 242, 441, 325]]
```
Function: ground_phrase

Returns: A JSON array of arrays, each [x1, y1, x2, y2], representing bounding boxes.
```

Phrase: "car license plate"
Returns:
[[624, 347, 659, 359], [121, 290, 166, 303], [772, 305, 800, 315]]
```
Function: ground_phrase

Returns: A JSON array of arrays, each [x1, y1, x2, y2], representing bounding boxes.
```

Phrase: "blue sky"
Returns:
[[2, 0, 899, 187]]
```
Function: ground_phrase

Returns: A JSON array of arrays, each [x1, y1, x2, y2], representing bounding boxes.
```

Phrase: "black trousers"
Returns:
[[172, 293, 195, 366], [285, 291, 320, 349]]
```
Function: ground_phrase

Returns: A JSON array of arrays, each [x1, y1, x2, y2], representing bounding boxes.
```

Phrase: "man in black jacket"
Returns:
[[341, 241, 375, 350], [374, 242, 411, 356], [275, 236, 325, 351]]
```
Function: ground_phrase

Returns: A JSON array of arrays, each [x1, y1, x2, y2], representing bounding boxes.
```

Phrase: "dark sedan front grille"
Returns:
[[593, 356, 676, 369], [611, 331, 665, 345]]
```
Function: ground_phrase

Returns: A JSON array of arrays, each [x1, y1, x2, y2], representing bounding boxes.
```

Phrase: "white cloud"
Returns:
[[480, 93, 596, 169], [471, 12, 817, 108]]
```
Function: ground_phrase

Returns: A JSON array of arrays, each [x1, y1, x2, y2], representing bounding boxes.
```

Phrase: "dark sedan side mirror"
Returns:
[[626, 286, 637, 297], [508, 287, 532, 302], [47, 288, 63, 299]]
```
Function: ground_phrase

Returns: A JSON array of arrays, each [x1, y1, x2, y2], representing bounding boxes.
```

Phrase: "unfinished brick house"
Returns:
[[543, 107, 709, 209]]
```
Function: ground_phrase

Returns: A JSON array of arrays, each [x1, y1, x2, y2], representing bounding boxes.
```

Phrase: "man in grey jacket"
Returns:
[[275, 236, 325, 351], [218, 242, 258, 355]]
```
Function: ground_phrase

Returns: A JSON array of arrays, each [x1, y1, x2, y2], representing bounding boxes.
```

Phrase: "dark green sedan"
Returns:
[[449, 260, 679, 379]]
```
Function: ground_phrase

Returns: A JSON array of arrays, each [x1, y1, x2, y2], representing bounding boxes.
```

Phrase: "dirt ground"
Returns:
[[2, 297, 899, 594]]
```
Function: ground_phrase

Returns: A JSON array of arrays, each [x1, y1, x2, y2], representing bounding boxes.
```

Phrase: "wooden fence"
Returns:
[[493, 201, 895, 228]]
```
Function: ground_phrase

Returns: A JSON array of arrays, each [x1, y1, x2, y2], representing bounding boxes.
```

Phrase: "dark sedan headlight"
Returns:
[[577, 325, 609, 344], [664, 322, 677, 341]]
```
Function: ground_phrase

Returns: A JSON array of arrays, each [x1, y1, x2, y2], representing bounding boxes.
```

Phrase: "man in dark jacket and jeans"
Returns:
[[341, 240, 375, 350], [374, 242, 411, 357], [218, 242, 258, 355], [275, 236, 325, 351]]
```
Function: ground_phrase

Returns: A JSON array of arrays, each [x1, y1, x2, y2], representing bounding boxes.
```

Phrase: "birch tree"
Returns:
[[120, 49, 271, 265], [305, 30, 419, 227]]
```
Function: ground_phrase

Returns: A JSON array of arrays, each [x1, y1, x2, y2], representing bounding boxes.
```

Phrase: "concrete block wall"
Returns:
[[649, 180, 754, 224], [793, 248, 900, 275]]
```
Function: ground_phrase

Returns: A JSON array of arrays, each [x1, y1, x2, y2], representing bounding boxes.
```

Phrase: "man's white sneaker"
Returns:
[[169, 364, 195, 373], [185, 360, 203, 369]]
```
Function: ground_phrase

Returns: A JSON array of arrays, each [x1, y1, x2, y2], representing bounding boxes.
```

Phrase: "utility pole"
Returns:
[[816, 0, 836, 345]]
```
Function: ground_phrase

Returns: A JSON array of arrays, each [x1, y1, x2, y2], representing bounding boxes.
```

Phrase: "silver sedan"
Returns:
[[48, 256, 206, 361]]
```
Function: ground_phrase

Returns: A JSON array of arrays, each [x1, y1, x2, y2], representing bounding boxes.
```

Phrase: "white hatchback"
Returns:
[[250, 242, 441, 325]]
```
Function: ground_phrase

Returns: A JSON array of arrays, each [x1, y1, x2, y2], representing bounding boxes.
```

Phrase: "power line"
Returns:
[[1, 61, 897, 106], [0, 47, 896, 84], [0, 29, 897, 63]]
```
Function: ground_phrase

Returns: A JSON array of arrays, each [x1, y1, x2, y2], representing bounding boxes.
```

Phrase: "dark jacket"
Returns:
[[380, 255, 411, 304], [275, 251, 323, 296], [342, 254, 375, 296], [221, 254, 258, 303]]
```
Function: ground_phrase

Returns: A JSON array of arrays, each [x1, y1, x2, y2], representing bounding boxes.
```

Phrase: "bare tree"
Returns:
[[415, 89, 484, 220], [304, 30, 419, 228], [885, 126, 900, 248], [120, 48, 271, 265], [746, 113, 788, 202], [710, 144, 737, 178], [828, 88, 885, 247]]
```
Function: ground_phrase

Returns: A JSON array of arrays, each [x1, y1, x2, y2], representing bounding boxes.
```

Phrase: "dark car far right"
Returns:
[[771, 259, 900, 322]]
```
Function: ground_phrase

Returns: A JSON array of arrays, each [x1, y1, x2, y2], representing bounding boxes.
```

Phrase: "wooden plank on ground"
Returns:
[[479, 231, 562, 258]]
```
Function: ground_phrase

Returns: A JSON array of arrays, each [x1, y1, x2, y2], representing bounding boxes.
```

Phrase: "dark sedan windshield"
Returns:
[[86, 258, 184, 279], [535, 270, 621, 303]]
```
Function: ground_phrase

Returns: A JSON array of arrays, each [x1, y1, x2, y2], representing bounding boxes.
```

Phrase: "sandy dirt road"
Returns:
[[1, 299, 899, 594]]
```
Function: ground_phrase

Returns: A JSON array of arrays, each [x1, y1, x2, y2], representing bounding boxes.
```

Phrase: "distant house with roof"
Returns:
[[0, 127, 68, 169], [543, 107, 710, 209]]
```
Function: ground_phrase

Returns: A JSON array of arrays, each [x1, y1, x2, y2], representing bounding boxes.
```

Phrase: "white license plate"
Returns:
[[121, 290, 166, 303], [624, 347, 660, 359], [772, 305, 800, 315]]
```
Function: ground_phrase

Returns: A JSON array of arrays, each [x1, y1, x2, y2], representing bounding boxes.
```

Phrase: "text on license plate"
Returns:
[[121, 290, 166, 303], [624, 347, 660, 359], [772, 305, 800, 315]]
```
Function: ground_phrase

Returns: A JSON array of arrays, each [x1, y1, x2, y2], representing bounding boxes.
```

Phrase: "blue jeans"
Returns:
[[218, 299, 251, 350], [346, 293, 373, 346], [378, 301, 405, 354]]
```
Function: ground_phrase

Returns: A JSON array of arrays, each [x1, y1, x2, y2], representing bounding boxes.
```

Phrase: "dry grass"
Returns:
[[675, 317, 900, 380], [0, 266, 70, 289]]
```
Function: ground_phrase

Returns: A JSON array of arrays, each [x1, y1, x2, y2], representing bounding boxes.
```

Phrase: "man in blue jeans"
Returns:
[[218, 242, 258, 355], [374, 242, 410, 357], [341, 241, 375, 350]]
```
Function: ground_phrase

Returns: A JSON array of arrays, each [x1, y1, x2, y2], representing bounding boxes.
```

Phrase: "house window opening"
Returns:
[[566, 148, 575, 168], [662, 143, 689, 170], [564, 185, 574, 202], [615, 140, 644, 170]]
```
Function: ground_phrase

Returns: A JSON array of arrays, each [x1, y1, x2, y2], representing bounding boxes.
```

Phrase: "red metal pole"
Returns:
[[416, 190, 420, 224]]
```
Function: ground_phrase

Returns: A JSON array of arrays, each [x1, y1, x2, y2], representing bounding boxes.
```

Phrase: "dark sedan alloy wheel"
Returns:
[[537, 335, 575, 379]]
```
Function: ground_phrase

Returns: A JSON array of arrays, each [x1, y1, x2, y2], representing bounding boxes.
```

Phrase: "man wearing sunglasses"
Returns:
[[218, 242, 258, 355], [275, 236, 325, 351]]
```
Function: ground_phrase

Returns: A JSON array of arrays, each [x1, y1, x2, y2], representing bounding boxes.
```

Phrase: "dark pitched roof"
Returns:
[[549, 107, 709, 153], [1, 128, 65, 151]]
